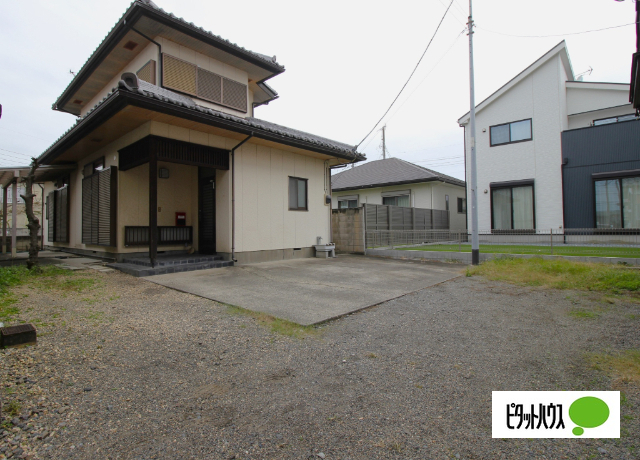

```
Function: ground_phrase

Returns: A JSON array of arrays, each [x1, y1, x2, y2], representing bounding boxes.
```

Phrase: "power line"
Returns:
[[478, 21, 636, 39], [355, 0, 455, 149], [0, 147, 34, 158], [384, 29, 466, 124], [0, 127, 50, 142]]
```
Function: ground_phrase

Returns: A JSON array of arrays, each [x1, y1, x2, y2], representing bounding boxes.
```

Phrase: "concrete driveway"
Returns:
[[148, 255, 463, 325]]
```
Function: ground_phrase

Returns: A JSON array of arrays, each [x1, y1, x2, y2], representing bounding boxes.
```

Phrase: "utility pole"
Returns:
[[468, 0, 479, 265], [382, 125, 387, 159]]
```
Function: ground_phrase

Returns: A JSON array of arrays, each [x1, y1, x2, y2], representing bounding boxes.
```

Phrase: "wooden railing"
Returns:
[[124, 226, 193, 246]]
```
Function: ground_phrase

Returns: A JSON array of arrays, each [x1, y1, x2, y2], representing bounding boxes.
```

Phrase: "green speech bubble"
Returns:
[[569, 396, 609, 436]]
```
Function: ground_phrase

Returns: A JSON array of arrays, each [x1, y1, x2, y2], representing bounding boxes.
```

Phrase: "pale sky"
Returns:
[[0, 0, 636, 181]]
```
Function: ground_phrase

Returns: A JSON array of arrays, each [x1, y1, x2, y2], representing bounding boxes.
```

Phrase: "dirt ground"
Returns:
[[0, 267, 638, 459]]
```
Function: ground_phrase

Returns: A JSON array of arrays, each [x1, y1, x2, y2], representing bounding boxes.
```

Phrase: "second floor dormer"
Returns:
[[53, 0, 283, 119]]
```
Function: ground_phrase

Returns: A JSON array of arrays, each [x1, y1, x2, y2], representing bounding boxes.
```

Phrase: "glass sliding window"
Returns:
[[288, 177, 307, 211], [623, 177, 640, 228], [383, 195, 410, 207], [490, 124, 510, 145], [512, 186, 534, 229], [338, 199, 357, 209], [490, 119, 532, 146], [595, 179, 621, 229], [510, 120, 532, 142], [492, 188, 512, 230], [491, 184, 535, 230]]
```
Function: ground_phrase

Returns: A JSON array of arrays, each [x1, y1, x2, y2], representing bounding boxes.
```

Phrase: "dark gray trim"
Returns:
[[568, 104, 632, 117], [489, 179, 534, 188], [592, 169, 640, 180]]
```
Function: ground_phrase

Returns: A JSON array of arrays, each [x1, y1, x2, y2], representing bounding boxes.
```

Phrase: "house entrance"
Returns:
[[199, 168, 216, 254]]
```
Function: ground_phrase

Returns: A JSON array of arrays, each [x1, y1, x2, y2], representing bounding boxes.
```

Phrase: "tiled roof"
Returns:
[[53, 0, 284, 110], [331, 157, 465, 191], [40, 79, 364, 163]]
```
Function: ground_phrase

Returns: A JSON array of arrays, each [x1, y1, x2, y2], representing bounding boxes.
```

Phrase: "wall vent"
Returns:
[[123, 41, 139, 51]]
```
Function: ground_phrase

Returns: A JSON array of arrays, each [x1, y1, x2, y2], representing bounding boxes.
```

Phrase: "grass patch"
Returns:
[[226, 305, 316, 338], [3, 400, 21, 417], [0, 265, 93, 323], [589, 350, 640, 384], [396, 244, 640, 258], [466, 257, 640, 297], [568, 309, 600, 319]]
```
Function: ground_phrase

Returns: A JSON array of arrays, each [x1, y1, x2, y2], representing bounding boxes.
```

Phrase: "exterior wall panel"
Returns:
[[561, 120, 640, 228]]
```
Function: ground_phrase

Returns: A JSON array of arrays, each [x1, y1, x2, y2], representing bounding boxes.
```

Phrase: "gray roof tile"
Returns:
[[40, 79, 364, 162], [331, 157, 465, 191]]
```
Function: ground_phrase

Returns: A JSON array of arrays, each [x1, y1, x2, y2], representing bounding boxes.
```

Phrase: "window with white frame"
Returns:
[[490, 119, 532, 146]]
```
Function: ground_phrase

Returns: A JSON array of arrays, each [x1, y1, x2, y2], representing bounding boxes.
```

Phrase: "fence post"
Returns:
[[459, 231, 461, 252], [550, 228, 553, 255]]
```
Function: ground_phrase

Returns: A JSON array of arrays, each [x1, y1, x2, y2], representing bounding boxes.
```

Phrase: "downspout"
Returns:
[[38, 183, 44, 250], [130, 26, 163, 87], [230, 133, 254, 263]]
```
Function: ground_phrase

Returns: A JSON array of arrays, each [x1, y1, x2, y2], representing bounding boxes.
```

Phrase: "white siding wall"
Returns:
[[464, 54, 566, 231]]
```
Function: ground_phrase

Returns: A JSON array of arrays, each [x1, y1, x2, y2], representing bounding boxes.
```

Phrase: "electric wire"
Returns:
[[355, 0, 455, 149], [478, 22, 637, 38], [0, 147, 35, 158], [0, 127, 50, 142]]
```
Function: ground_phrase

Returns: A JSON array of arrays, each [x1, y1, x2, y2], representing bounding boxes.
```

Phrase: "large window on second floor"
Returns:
[[595, 175, 640, 229], [162, 54, 248, 113], [490, 119, 532, 146]]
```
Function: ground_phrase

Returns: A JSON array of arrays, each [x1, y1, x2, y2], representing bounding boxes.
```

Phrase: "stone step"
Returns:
[[107, 259, 233, 277]]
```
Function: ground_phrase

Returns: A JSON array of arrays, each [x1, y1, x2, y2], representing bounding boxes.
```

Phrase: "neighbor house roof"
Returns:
[[331, 158, 465, 192], [39, 78, 365, 165], [54, 0, 285, 115], [458, 41, 574, 125]]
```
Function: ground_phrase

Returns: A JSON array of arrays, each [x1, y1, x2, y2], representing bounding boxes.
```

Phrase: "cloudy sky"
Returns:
[[0, 0, 636, 180]]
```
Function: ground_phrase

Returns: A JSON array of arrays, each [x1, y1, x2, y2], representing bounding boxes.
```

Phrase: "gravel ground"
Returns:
[[0, 266, 639, 459]]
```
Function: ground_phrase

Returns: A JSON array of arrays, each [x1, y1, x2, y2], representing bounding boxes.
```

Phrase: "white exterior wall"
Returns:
[[332, 181, 467, 230], [464, 55, 565, 231], [81, 38, 252, 118]]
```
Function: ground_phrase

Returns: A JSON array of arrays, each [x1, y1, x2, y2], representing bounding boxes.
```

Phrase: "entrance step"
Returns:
[[107, 259, 233, 277]]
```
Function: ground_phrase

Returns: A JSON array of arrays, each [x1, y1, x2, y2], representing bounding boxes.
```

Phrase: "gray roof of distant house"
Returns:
[[40, 79, 365, 164], [331, 157, 465, 191]]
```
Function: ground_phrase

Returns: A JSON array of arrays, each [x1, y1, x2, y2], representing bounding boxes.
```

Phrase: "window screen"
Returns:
[[288, 177, 307, 210], [137, 59, 156, 85], [382, 195, 410, 207]]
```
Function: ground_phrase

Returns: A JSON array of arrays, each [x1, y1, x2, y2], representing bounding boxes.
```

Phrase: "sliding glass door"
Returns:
[[491, 184, 535, 230]]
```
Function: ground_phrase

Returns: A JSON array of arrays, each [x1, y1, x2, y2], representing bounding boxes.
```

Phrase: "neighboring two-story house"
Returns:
[[35, 0, 364, 266], [331, 158, 467, 230], [458, 41, 635, 232]]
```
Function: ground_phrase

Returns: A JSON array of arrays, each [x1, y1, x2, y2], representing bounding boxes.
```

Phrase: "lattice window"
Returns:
[[163, 54, 197, 95], [82, 167, 117, 246], [137, 59, 156, 85], [222, 77, 247, 112], [197, 68, 222, 104]]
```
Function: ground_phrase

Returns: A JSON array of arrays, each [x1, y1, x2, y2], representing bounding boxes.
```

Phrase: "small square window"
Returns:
[[289, 177, 308, 211], [457, 197, 466, 213]]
